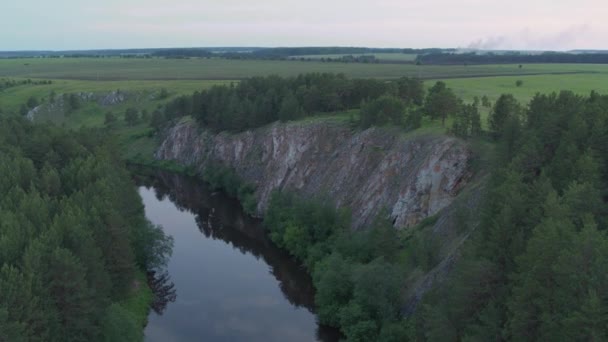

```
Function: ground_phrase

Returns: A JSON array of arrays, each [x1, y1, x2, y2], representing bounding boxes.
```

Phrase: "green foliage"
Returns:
[[104, 112, 117, 128], [162, 74, 426, 132], [488, 94, 520, 138], [424, 81, 459, 125], [26, 96, 39, 109], [67, 93, 81, 112], [396, 77, 425, 106], [202, 162, 257, 215], [159, 88, 169, 99], [412, 90, 608, 341], [451, 102, 482, 139], [150, 110, 165, 132], [264, 191, 404, 338], [100, 304, 142, 342], [19, 104, 28, 116], [124, 107, 139, 126], [278, 92, 305, 122], [360, 95, 406, 128], [0, 118, 173, 341], [313, 253, 354, 326]]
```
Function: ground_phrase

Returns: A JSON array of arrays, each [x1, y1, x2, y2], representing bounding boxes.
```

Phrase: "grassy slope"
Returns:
[[121, 271, 154, 328]]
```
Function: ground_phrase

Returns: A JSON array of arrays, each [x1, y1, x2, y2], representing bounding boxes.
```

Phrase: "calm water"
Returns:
[[136, 171, 340, 342]]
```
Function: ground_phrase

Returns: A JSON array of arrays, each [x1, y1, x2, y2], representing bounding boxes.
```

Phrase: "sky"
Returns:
[[1, 0, 606, 51]]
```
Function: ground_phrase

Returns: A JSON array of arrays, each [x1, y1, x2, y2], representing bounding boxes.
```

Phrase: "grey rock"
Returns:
[[156, 120, 473, 229]]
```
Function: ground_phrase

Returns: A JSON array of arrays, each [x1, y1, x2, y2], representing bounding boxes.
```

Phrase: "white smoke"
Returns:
[[465, 25, 591, 51]]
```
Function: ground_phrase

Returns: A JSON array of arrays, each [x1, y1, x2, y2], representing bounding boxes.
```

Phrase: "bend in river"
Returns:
[[135, 171, 340, 342]]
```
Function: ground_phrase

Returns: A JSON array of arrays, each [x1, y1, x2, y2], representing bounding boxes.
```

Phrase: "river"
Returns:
[[135, 171, 340, 342]]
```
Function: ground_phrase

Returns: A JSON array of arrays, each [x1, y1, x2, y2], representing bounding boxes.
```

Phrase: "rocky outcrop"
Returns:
[[156, 120, 472, 229]]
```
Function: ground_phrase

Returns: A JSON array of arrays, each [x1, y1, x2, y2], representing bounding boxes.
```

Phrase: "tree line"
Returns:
[[0, 117, 173, 341], [159, 73, 486, 141], [410, 90, 608, 340], [417, 51, 608, 65], [161, 73, 430, 132]]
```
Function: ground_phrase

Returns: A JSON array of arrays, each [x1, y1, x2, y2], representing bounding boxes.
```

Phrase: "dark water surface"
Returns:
[[136, 172, 340, 342]]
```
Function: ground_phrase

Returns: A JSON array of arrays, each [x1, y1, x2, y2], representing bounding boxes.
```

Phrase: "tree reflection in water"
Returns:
[[147, 270, 177, 315], [133, 169, 342, 342]]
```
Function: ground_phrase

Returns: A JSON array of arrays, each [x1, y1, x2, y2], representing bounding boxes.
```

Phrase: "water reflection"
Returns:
[[148, 270, 177, 315], [135, 170, 340, 342]]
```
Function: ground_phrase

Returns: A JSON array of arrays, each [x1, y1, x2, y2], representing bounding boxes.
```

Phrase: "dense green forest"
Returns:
[[3, 67, 607, 341], [0, 118, 172, 341], [260, 90, 608, 341], [265, 194, 408, 341], [161, 73, 435, 132], [411, 90, 608, 340], [160, 73, 485, 139]]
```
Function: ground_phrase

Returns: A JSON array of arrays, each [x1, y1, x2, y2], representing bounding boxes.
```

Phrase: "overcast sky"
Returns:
[[1, 0, 606, 51]]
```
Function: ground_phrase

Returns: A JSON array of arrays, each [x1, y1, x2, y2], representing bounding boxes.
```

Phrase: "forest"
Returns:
[[161, 74, 431, 132], [410, 90, 608, 341], [2, 66, 608, 340], [159, 73, 485, 140], [259, 89, 608, 341], [0, 118, 173, 341]]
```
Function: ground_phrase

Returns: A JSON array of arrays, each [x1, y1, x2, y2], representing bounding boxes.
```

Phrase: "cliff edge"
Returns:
[[156, 119, 472, 229]]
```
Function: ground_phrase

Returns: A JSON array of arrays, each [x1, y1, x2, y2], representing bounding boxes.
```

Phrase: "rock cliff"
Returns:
[[156, 119, 472, 229]]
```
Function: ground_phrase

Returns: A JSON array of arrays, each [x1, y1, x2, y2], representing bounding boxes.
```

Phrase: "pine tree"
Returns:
[[48, 248, 97, 342], [489, 94, 520, 138]]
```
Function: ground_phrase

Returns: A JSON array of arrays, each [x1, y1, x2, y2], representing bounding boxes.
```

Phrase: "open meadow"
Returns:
[[1, 57, 608, 80], [1, 57, 607, 132]]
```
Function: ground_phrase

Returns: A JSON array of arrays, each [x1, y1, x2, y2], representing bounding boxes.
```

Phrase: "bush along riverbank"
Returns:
[[127, 159, 258, 216], [265, 191, 410, 341], [131, 157, 411, 340]]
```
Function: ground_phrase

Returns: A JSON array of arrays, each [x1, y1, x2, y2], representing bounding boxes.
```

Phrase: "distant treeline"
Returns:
[[417, 52, 608, 65], [0, 78, 53, 91], [151, 49, 214, 58], [220, 47, 451, 61], [231, 47, 403, 59], [0, 47, 451, 60], [0, 47, 260, 58]]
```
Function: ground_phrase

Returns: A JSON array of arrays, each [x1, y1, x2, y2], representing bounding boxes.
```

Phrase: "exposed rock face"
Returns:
[[98, 90, 126, 106], [156, 120, 472, 229]]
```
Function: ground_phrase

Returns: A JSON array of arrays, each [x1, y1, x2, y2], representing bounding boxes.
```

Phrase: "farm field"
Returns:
[[436, 72, 608, 104], [1, 57, 607, 134], [1, 57, 608, 81]]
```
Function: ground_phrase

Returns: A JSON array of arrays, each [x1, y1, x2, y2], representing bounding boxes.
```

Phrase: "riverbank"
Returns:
[[135, 170, 341, 341]]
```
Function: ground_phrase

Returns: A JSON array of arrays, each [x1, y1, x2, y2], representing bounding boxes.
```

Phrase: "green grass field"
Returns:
[[1, 57, 607, 152], [0, 78, 228, 113], [2, 57, 608, 81], [439, 73, 608, 104]]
